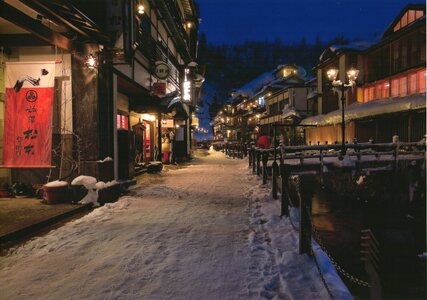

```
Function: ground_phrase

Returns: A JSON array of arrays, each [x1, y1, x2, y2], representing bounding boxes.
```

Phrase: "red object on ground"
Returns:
[[163, 152, 170, 162], [257, 135, 271, 149]]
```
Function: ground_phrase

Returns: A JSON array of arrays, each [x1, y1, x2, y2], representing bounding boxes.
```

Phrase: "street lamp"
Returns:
[[326, 67, 359, 156]]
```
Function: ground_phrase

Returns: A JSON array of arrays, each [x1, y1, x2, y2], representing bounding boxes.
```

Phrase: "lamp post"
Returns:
[[326, 67, 359, 156]]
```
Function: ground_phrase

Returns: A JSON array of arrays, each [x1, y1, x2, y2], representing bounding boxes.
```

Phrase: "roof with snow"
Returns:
[[231, 65, 308, 102], [282, 107, 302, 121], [318, 41, 374, 65], [301, 93, 426, 126], [231, 72, 276, 102]]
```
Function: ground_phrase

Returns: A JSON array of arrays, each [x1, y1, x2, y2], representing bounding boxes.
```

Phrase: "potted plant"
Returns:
[[43, 181, 69, 204], [97, 181, 121, 205], [0, 181, 10, 198], [11, 182, 31, 198]]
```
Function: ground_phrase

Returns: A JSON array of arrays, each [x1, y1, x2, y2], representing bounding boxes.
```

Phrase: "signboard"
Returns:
[[153, 82, 166, 96], [182, 68, 191, 102], [117, 114, 129, 130], [154, 61, 170, 80], [3, 62, 55, 167]]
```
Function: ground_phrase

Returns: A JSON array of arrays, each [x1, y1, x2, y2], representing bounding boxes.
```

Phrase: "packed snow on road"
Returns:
[[0, 149, 352, 300]]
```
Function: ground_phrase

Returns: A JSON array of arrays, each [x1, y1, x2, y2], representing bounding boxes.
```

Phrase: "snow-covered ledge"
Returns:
[[301, 93, 426, 126]]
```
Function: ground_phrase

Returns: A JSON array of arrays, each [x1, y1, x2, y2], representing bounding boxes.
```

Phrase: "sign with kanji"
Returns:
[[154, 61, 170, 80], [3, 61, 55, 167], [152, 82, 166, 96]]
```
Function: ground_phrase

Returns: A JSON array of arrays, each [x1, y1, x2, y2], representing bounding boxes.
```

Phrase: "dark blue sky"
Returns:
[[197, 0, 422, 44]]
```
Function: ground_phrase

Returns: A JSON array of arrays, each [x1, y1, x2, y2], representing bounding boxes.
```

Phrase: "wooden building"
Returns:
[[303, 4, 426, 144], [0, 0, 202, 187], [259, 65, 312, 145]]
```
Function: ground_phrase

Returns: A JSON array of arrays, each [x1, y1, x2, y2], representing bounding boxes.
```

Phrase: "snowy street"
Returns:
[[0, 150, 351, 300]]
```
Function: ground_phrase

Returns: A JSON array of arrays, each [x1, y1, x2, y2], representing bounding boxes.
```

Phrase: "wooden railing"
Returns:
[[244, 139, 426, 298]]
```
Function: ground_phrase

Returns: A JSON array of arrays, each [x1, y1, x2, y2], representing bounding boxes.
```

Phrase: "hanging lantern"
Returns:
[[85, 53, 97, 70], [137, 4, 145, 15]]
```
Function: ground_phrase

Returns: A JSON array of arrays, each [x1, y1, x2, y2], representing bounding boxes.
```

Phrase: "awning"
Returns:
[[301, 93, 426, 126], [161, 94, 190, 119]]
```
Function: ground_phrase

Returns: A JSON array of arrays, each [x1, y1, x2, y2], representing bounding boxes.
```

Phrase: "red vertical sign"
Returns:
[[3, 62, 55, 167]]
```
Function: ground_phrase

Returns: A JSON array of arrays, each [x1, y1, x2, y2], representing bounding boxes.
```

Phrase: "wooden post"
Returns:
[[262, 151, 268, 184], [299, 175, 315, 255], [256, 151, 261, 176], [280, 163, 290, 216], [272, 160, 279, 199], [319, 149, 324, 187], [157, 111, 162, 161], [252, 148, 257, 173], [272, 125, 279, 199], [361, 229, 382, 300]]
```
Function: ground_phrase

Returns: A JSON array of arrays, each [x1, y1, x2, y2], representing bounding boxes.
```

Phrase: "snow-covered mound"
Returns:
[[44, 180, 68, 188]]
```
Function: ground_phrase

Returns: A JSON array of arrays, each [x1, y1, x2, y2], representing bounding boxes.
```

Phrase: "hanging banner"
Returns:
[[3, 62, 55, 167]]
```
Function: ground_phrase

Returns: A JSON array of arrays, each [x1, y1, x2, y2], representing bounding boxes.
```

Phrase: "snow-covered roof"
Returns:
[[319, 41, 374, 63], [301, 93, 426, 126], [306, 91, 318, 100], [231, 72, 276, 101], [231, 65, 308, 101], [282, 107, 301, 120], [251, 74, 307, 100]]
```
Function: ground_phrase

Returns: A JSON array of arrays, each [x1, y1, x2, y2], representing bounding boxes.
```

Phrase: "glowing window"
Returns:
[[401, 12, 408, 27], [382, 81, 390, 98], [375, 84, 382, 100], [409, 73, 417, 94], [364, 88, 369, 102], [391, 78, 399, 97], [394, 22, 401, 32], [408, 10, 415, 23], [117, 114, 129, 130], [370, 87, 375, 100], [399, 76, 407, 96], [415, 10, 424, 19], [417, 69, 426, 92]]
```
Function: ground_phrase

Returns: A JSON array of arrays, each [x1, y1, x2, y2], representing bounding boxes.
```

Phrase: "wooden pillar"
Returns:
[[272, 125, 279, 199], [157, 111, 162, 161], [299, 175, 315, 255], [252, 148, 257, 173], [280, 163, 290, 216], [262, 151, 268, 185]]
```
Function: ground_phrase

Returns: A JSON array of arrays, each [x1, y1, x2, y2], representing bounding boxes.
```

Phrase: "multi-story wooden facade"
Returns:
[[259, 65, 313, 145], [0, 0, 201, 186], [304, 4, 426, 144]]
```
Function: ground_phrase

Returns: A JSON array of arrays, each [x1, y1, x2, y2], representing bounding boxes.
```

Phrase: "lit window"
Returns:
[[391, 78, 399, 97], [409, 73, 417, 94], [369, 86, 375, 100], [364, 88, 369, 102], [401, 12, 408, 27], [383, 81, 390, 98], [399, 76, 407, 96], [117, 114, 129, 130], [417, 69, 426, 93], [394, 22, 401, 32], [375, 83, 382, 100], [415, 10, 424, 19], [408, 10, 415, 23]]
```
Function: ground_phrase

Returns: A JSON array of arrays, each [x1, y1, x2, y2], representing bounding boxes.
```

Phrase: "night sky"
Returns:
[[197, 0, 423, 44]]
